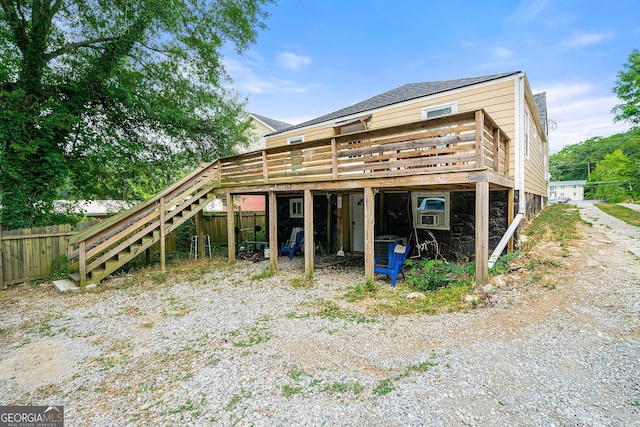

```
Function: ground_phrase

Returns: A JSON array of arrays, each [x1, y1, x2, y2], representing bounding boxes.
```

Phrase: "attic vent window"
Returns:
[[333, 115, 372, 135], [421, 102, 457, 120]]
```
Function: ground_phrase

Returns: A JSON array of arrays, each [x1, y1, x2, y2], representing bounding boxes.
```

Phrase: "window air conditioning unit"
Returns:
[[413, 192, 450, 230]]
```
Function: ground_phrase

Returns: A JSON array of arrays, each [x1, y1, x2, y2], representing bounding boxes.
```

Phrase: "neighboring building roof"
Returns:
[[269, 71, 522, 136], [533, 92, 548, 136], [549, 180, 587, 186], [247, 113, 292, 132], [54, 200, 136, 216]]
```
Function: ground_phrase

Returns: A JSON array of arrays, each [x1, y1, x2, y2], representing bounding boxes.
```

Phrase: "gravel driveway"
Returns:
[[1, 204, 639, 426]]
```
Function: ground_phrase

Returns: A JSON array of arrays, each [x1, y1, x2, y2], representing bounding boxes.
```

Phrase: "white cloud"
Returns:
[[545, 95, 630, 153], [508, 0, 551, 24], [223, 56, 317, 95], [276, 52, 312, 71], [562, 31, 610, 48], [494, 47, 514, 59]]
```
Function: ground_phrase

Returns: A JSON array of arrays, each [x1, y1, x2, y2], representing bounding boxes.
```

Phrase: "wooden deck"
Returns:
[[215, 110, 510, 193], [66, 109, 512, 289]]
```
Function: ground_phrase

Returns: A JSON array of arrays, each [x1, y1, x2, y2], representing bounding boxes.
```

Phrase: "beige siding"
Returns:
[[523, 102, 548, 197], [243, 117, 272, 152]]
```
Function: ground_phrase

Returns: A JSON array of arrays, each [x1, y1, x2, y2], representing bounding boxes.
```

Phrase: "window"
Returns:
[[412, 192, 450, 230], [421, 102, 457, 120], [287, 135, 304, 144], [289, 198, 303, 218]]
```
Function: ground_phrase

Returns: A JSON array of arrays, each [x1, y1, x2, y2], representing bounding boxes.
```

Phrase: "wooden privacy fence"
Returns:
[[0, 223, 91, 289], [1, 212, 265, 288]]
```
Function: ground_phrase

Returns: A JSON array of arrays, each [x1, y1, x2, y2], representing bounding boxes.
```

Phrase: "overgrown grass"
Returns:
[[523, 203, 584, 248], [595, 203, 640, 227]]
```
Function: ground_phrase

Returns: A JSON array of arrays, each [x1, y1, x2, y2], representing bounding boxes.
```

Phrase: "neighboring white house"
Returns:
[[549, 180, 587, 201], [242, 113, 292, 152]]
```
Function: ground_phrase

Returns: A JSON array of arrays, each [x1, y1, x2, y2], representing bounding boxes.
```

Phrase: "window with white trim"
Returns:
[[421, 102, 457, 120], [289, 198, 303, 218]]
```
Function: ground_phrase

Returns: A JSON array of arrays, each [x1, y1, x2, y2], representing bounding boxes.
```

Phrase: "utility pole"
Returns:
[[587, 161, 591, 177]]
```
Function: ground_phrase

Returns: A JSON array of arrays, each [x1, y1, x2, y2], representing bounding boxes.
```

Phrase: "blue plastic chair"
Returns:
[[374, 242, 411, 286], [280, 230, 304, 259]]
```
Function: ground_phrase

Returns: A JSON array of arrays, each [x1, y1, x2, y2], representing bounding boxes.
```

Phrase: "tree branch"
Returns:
[[0, 0, 29, 53], [45, 36, 120, 61]]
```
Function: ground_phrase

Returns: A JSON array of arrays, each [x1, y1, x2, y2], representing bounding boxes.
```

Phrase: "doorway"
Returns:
[[350, 194, 365, 252]]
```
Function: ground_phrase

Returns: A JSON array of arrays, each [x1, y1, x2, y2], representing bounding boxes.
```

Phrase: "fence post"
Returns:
[[0, 224, 4, 290]]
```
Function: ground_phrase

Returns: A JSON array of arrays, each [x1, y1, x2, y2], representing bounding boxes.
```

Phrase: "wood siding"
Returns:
[[523, 102, 549, 197]]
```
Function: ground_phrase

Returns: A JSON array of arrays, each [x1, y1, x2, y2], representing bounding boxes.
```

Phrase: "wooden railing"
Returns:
[[218, 110, 509, 187], [67, 162, 221, 287]]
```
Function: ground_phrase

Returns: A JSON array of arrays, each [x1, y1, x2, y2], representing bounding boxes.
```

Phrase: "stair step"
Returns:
[[53, 279, 79, 292], [69, 273, 80, 282]]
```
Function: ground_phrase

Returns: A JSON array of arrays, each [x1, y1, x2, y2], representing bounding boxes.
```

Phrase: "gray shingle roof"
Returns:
[[270, 71, 521, 135], [249, 113, 292, 132], [533, 92, 548, 136]]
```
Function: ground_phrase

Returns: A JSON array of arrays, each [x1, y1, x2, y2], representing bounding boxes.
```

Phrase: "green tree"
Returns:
[[612, 48, 640, 125], [0, 0, 272, 229], [587, 149, 639, 202]]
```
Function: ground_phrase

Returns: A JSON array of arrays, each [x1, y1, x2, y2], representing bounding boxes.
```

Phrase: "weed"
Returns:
[[231, 325, 272, 347], [225, 389, 251, 411], [288, 364, 308, 381], [50, 254, 68, 280], [251, 268, 273, 281], [344, 279, 378, 302], [281, 384, 303, 397], [290, 276, 314, 288], [373, 379, 395, 395], [404, 259, 473, 292], [595, 204, 640, 227]]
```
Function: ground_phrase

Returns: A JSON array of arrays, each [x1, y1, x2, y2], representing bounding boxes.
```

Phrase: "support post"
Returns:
[[226, 194, 235, 264], [269, 191, 278, 272], [493, 127, 501, 173], [337, 194, 344, 252], [475, 181, 489, 288], [364, 187, 375, 283], [304, 189, 314, 278], [160, 197, 166, 272], [507, 188, 515, 253], [196, 209, 204, 259]]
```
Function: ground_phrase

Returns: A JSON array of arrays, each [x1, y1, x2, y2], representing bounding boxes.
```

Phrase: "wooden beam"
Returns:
[[475, 181, 489, 289], [79, 241, 87, 288], [226, 194, 235, 264], [326, 194, 332, 252], [304, 189, 314, 278], [493, 127, 501, 174], [364, 187, 375, 282], [160, 198, 166, 272], [269, 191, 278, 272]]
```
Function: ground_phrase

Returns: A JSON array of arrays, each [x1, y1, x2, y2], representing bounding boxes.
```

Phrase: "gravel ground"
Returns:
[[1, 204, 639, 426]]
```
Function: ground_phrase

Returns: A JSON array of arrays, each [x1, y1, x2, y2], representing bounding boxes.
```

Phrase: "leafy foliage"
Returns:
[[404, 258, 473, 292], [0, 0, 273, 229], [612, 48, 640, 125], [548, 128, 640, 183], [588, 149, 639, 202]]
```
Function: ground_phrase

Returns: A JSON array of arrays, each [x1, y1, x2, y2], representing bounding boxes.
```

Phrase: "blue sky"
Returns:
[[223, 0, 639, 153]]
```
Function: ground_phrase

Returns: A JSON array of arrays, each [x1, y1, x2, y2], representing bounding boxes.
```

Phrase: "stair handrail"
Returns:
[[69, 161, 218, 246]]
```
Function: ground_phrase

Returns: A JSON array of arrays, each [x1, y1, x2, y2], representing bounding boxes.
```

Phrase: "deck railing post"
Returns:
[[79, 241, 87, 288], [331, 138, 338, 180], [475, 110, 485, 168], [493, 127, 501, 173], [262, 151, 269, 184]]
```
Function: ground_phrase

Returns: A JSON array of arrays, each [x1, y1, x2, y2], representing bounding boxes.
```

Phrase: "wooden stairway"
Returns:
[[67, 161, 221, 287]]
